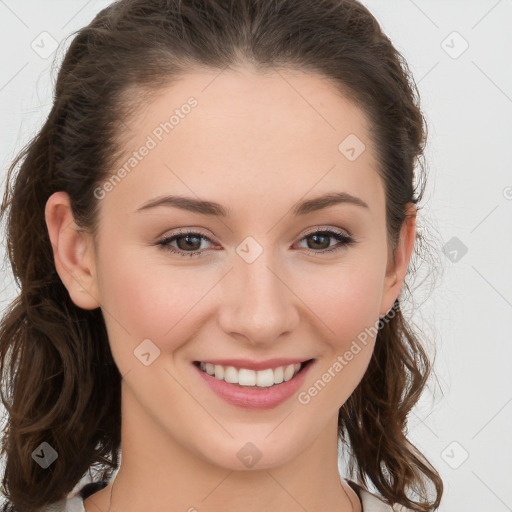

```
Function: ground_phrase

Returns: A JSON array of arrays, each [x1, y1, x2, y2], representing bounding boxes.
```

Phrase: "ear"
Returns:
[[379, 203, 417, 317], [44, 191, 100, 310]]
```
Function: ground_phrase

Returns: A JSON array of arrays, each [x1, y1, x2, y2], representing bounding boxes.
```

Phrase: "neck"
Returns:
[[85, 384, 360, 512]]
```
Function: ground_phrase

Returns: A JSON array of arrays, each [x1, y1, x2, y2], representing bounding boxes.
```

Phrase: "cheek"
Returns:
[[297, 257, 384, 400], [302, 255, 385, 341], [95, 245, 210, 361]]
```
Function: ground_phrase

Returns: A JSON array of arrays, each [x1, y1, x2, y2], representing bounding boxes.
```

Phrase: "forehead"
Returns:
[[102, 67, 384, 221]]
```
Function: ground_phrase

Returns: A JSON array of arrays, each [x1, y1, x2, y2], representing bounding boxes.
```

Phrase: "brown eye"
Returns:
[[174, 233, 202, 251], [305, 232, 331, 250], [297, 229, 354, 255], [157, 231, 213, 257], [156, 228, 354, 259]]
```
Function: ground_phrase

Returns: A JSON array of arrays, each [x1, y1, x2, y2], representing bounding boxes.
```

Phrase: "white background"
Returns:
[[1, 1, 511, 510]]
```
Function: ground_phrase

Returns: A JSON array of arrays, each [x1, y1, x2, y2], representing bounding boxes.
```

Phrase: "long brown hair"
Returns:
[[0, 0, 443, 510]]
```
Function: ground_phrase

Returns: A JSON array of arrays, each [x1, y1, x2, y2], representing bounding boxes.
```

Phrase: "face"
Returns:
[[47, 66, 411, 471]]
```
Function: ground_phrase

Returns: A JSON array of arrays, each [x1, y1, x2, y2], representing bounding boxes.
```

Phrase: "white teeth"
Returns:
[[214, 365, 224, 380], [283, 364, 295, 382], [256, 368, 274, 387], [224, 366, 238, 384], [197, 361, 306, 387], [273, 366, 284, 384], [238, 369, 256, 386]]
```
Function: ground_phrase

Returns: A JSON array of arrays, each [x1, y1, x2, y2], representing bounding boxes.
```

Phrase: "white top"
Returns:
[[37, 480, 401, 511]]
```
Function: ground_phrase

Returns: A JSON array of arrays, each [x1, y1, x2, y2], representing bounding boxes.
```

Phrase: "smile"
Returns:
[[195, 361, 309, 388], [193, 358, 315, 409]]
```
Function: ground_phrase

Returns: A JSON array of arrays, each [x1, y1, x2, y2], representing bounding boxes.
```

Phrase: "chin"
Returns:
[[192, 434, 302, 471]]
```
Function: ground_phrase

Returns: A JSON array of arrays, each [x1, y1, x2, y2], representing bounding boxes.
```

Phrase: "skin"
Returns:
[[45, 66, 416, 512]]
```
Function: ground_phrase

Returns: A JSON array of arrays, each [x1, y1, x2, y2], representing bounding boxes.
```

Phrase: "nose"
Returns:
[[217, 249, 300, 347]]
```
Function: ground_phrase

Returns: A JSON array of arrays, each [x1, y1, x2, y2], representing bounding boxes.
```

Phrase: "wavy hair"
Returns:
[[0, 0, 443, 510]]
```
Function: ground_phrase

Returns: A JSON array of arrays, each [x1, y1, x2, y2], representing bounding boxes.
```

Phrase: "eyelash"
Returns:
[[156, 227, 355, 258]]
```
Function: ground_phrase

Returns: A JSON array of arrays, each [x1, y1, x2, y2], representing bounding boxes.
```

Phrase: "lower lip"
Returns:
[[194, 361, 314, 410]]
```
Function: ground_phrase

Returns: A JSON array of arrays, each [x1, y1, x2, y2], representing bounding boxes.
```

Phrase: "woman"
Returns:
[[0, 0, 443, 510]]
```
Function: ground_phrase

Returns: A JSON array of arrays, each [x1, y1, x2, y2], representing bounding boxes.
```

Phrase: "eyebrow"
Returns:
[[135, 191, 369, 216]]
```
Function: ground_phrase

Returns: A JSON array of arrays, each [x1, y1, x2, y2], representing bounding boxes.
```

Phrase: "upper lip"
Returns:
[[194, 358, 313, 371]]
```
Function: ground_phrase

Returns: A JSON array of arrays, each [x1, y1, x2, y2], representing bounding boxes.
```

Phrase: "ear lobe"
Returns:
[[379, 203, 417, 317], [45, 191, 100, 310]]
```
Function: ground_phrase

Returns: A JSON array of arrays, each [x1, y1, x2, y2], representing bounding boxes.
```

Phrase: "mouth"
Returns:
[[193, 359, 315, 389]]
